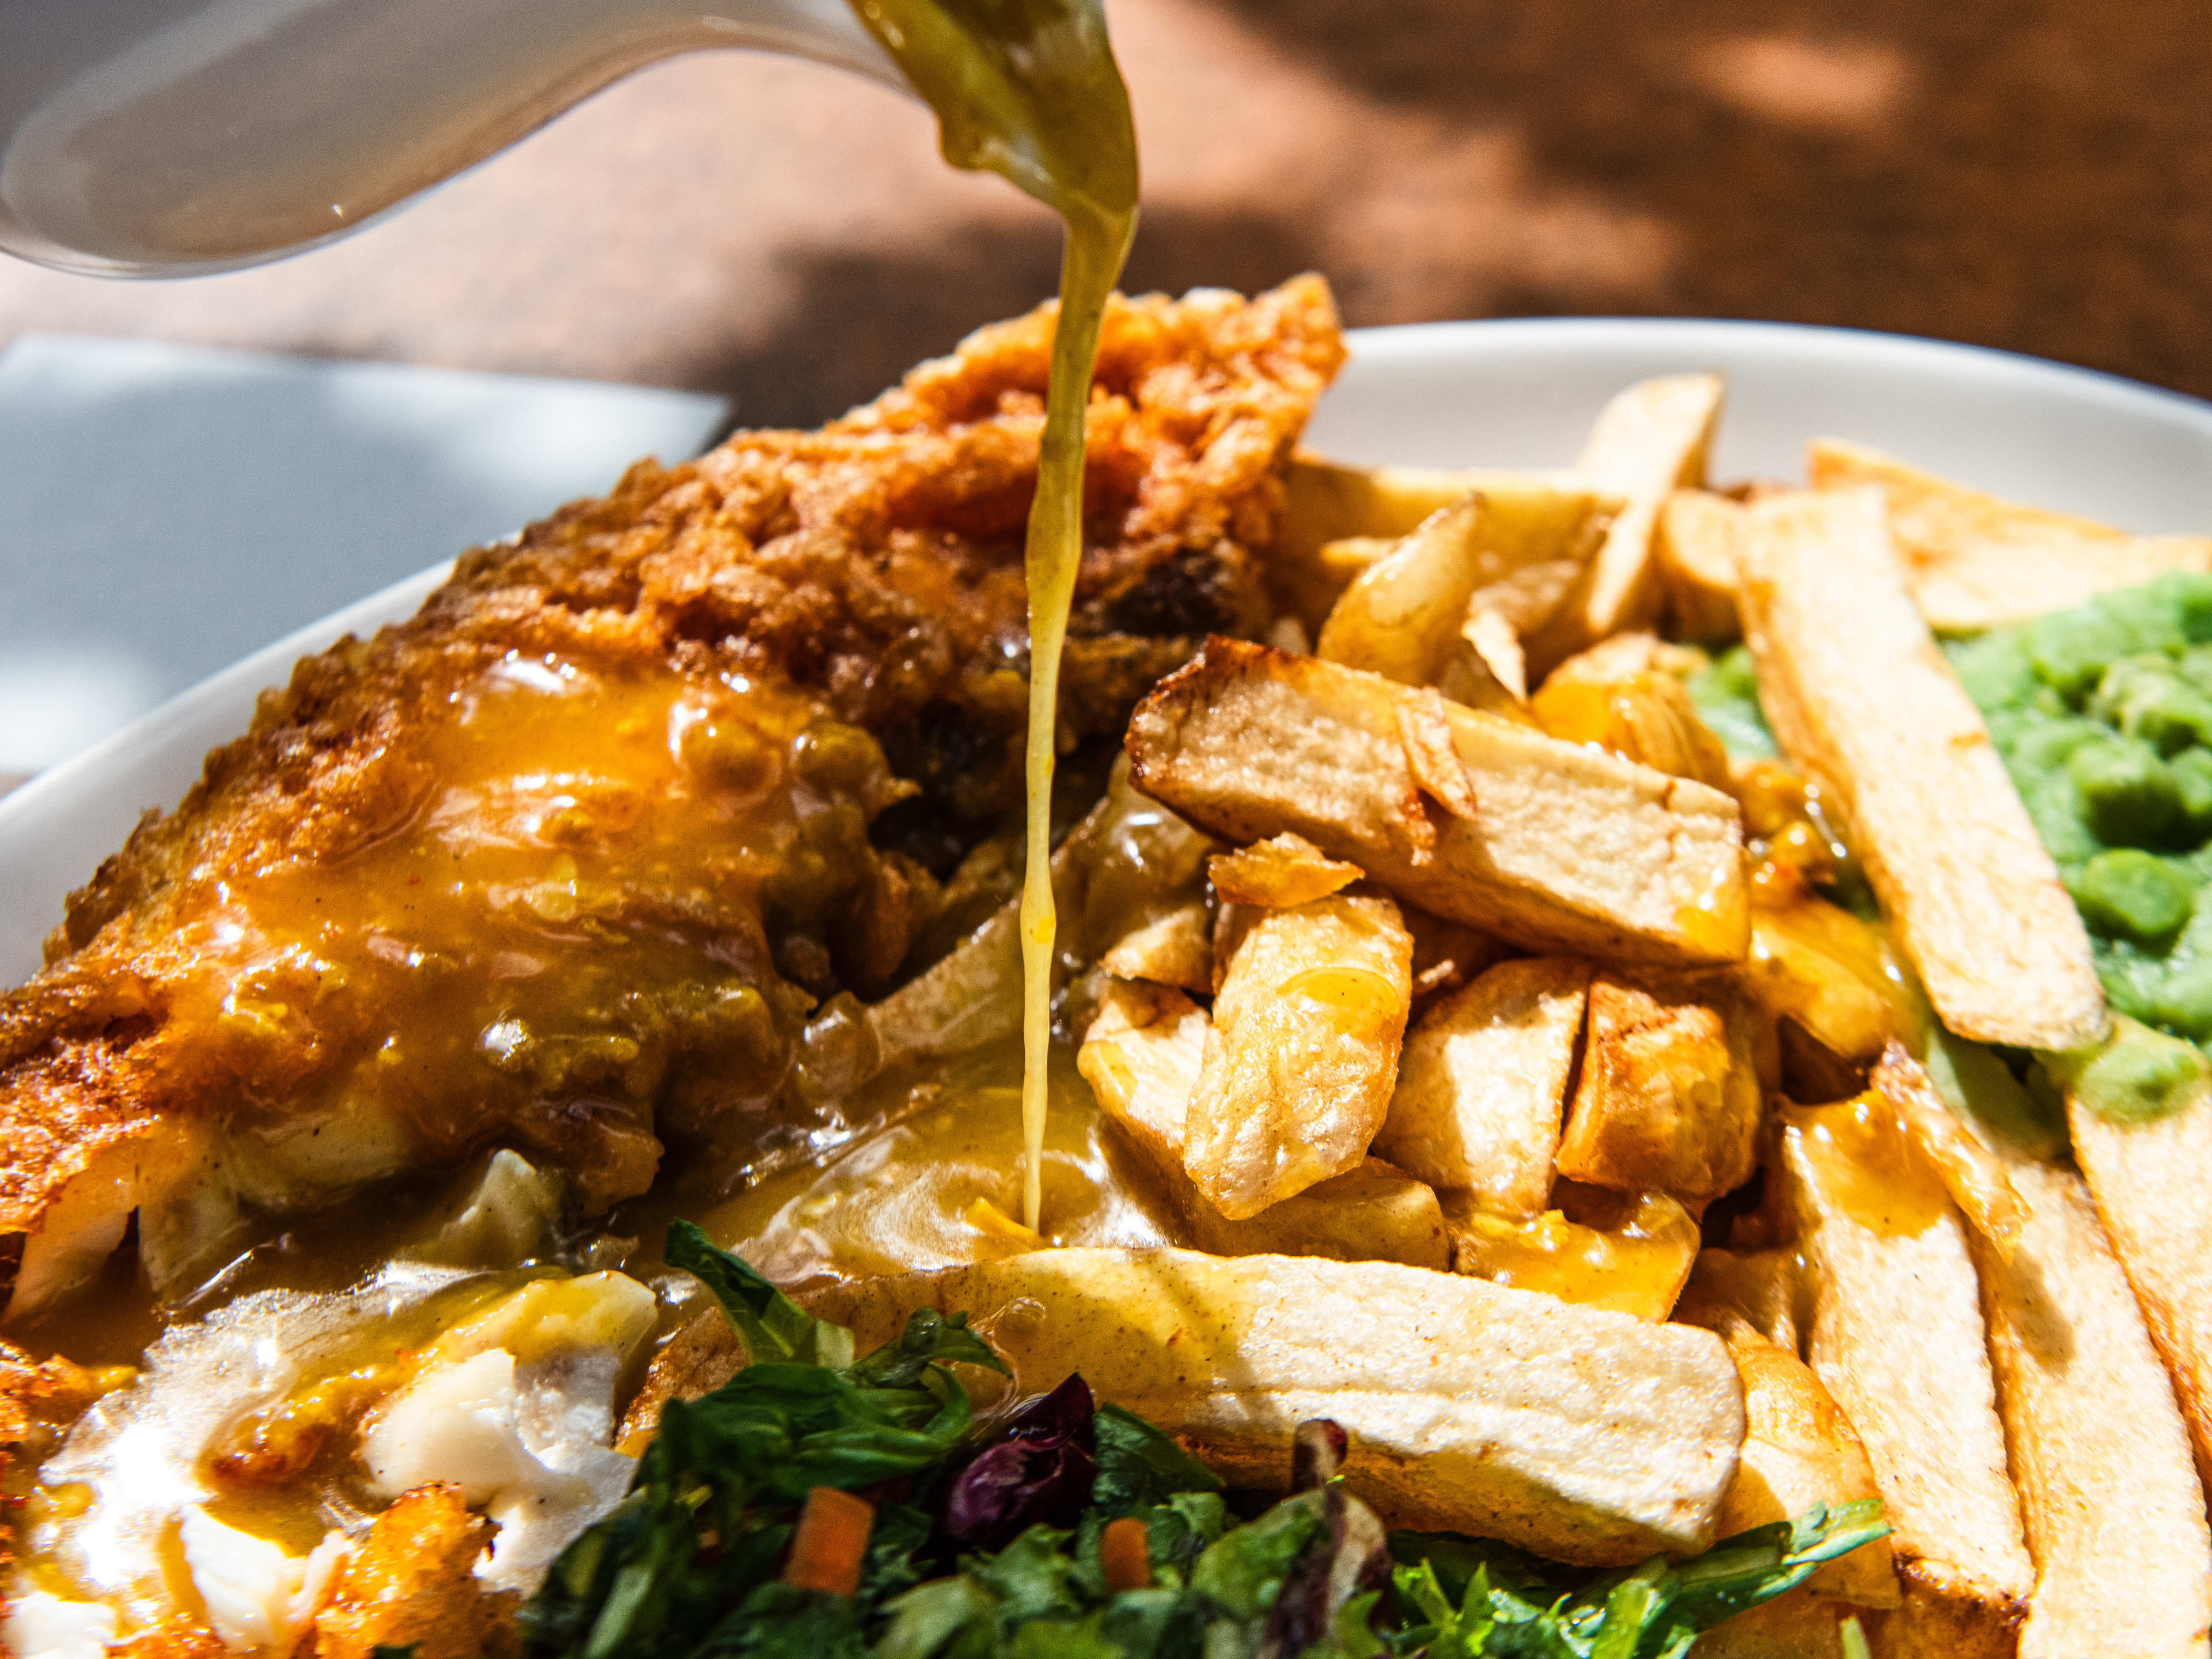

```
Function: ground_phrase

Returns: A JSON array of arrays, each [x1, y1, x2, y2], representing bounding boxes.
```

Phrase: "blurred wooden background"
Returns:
[[3, 0, 2209, 431]]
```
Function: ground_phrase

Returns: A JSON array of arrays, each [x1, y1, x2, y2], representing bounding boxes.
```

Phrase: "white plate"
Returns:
[[7, 317, 2212, 985]]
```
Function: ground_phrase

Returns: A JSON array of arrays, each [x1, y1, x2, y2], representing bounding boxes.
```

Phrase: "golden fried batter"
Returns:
[[309, 1484, 510, 1659], [0, 278, 1344, 1317]]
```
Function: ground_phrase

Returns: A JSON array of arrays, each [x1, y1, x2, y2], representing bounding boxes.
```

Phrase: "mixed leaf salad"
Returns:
[[487, 1225, 1888, 1659]]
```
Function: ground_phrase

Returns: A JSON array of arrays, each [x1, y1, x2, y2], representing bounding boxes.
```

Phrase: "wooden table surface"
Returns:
[[3, 0, 2209, 433]]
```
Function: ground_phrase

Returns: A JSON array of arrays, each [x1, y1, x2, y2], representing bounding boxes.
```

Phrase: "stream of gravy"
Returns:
[[851, 0, 1139, 1228]]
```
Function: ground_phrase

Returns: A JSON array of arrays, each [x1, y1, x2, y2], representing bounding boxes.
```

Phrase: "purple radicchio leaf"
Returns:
[[1256, 1483, 1391, 1659], [1290, 1418, 1347, 1493], [938, 1373, 1098, 1551]]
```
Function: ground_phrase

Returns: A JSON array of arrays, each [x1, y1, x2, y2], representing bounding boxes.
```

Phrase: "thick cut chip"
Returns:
[[1778, 1099, 2034, 1657], [1099, 902, 1213, 994], [1187, 1158, 1448, 1270], [1282, 456, 1587, 556], [1078, 983, 1446, 1268], [1207, 833, 1363, 909], [1654, 488, 1748, 642], [1808, 437, 2212, 632], [1555, 971, 1761, 1202], [1528, 665, 1732, 791], [2066, 1050, 2212, 1493], [1374, 957, 1590, 1214], [1525, 373, 1725, 674], [1679, 1246, 1801, 1354], [1078, 979, 1211, 1180], [1741, 904, 1899, 1075], [1461, 605, 1530, 702], [1297, 537, 1397, 634], [1463, 556, 1590, 701], [1277, 455, 1604, 631], [1966, 1153, 2212, 1659], [1870, 1046, 2025, 1256], [1676, 1260, 1897, 1607], [1183, 892, 1414, 1219], [1541, 629, 1709, 689], [1736, 486, 2107, 1051], [1126, 639, 1749, 967], [1316, 487, 1611, 689], [808, 1247, 1746, 1565]]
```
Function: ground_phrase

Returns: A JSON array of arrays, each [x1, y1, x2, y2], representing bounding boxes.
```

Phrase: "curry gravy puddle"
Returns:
[[11, 646, 929, 1359], [702, 1035, 1174, 1287], [120, 652, 902, 1255]]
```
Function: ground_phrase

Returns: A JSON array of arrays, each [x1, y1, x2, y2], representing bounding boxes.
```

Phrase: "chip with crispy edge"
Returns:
[[1555, 970, 1762, 1202], [1098, 902, 1213, 993], [1176, 1158, 1447, 1270], [1654, 487, 1748, 643], [1078, 978, 1211, 1181], [1374, 956, 1591, 1214], [1869, 1044, 2024, 1257], [1967, 1152, 2212, 1659], [1525, 373, 1725, 675], [1278, 454, 1610, 632], [1528, 666, 1732, 792], [1735, 486, 2107, 1051], [1740, 900, 1900, 1075], [1448, 1187, 1699, 1322], [1395, 686, 1480, 823], [806, 1247, 1747, 1566], [1207, 832, 1363, 909], [1808, 437, 2212, 632], [1777, 1099, 2033, 1658], [1183, 892, 1414, 1219], [1126, 639, 1749, 967], [1077, 981, 1448, 1270], [1676, 1246, 1802, 1374], [1316, 487, 1612, 693], [1676, 1253, 1898, 1608], [2063, 1028, 2212, 1494]]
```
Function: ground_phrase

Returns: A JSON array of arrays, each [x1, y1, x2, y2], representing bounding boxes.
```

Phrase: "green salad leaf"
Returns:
[[1088, 1403, 1221, 1517], [520, 1229, 1003, 1659], [665, 1218, 854, 1370], [522, 1228, 1888, 1659], [1388, 1500, 1890, 1659]]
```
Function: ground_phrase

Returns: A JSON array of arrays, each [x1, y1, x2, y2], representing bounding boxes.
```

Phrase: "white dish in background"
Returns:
[[0, 334, 732, 775], [5, 316, 2212, 986]]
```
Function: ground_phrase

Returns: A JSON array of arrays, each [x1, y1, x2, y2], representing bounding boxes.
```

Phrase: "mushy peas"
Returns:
[[1949, 573, 2212, 1046]]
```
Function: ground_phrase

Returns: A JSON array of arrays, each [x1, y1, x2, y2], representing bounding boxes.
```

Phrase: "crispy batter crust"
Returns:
[[0, 279, 1344, 1254], [310, 1484, 511, 1659]]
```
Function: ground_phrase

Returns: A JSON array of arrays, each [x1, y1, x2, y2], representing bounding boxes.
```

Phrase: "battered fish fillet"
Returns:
[[0, 278, 1346, 1321]]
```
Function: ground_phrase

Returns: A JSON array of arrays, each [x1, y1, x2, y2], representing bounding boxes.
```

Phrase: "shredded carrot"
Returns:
[[1100, 1516, 1152, 1593], [782, 1486, 876, 1596]]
